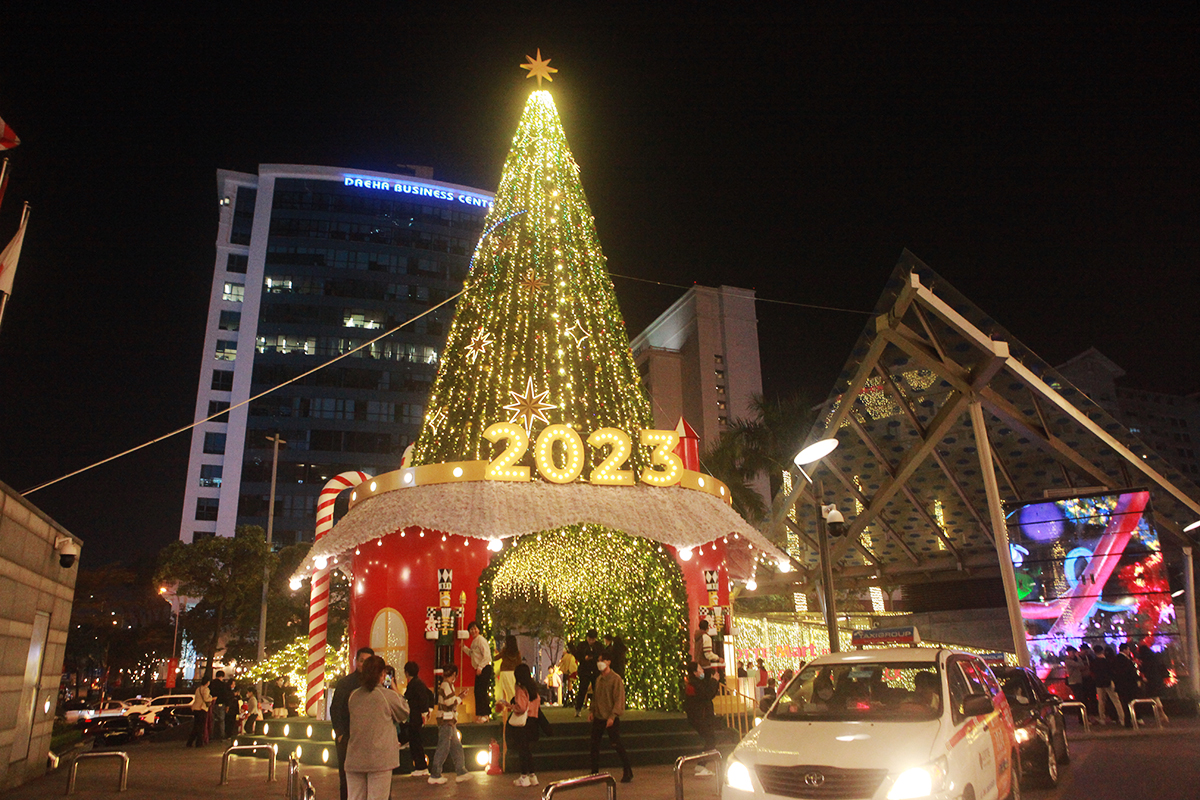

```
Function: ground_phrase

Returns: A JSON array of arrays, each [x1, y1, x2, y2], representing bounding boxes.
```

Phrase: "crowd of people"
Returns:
[[184, 670, 267, 748], [1060, 641, 1168, 727]]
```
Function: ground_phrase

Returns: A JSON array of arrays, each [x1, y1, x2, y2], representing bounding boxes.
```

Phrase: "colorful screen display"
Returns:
[[1011, 491, 1179, 672]]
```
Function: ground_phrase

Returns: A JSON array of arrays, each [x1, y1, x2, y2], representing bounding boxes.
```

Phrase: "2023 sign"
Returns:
[[482, 422, 683, 487]]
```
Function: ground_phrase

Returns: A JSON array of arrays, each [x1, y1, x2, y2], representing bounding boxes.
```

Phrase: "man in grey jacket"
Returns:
[[331, 647, 375, 800]]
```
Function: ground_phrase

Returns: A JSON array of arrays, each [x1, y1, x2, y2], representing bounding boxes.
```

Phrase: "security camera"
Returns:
[[54, 537, 80, 568]]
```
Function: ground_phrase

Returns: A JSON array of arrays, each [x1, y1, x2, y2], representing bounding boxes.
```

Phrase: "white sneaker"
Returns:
[[411, 769, 430, 777], [475, 716, 490, 724], [514, 775, 531, 787], [695, 765, 715, 777], [456, 772, 474, 783], [528, 774, 538, 786], [428, 776, 447, 784]]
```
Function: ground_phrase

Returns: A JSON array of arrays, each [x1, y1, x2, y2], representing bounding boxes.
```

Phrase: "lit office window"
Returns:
[[223, 282, 245, 302], [200, 465, 224, 488], [215, 340, 237, 361]]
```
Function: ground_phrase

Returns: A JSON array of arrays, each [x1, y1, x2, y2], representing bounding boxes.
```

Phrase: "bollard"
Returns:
[[287, 753, 300, 799], [1127, 698, 1167, 730], [1059, 701, 1090, 735], [302, 775, 317, 799], [66, 751, 129, 795], [673, 751, 723, 800], [541, 772, 616, 800], [220, 743, 278, 785]]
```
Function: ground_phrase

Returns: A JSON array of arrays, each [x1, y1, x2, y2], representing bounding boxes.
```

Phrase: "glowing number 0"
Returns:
[[587, 428, 635, 485], [483, 423, 530, 482], [640, 429, 682, 486], [535, 424, 585, 484]]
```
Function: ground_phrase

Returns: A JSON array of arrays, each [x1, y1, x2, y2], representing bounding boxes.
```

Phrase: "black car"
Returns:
[[994, 665, 1071, 788], [84, 715, 144, 746]]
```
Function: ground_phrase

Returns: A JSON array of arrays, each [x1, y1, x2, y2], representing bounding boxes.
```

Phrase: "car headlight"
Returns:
[[887, 758, 947, 800], [726, 760, 754, 792], [1014, 725, 1032, 743]]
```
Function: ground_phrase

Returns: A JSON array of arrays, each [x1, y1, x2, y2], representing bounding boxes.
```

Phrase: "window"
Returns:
[[715, 369, 725, 380], [366, 401, 395, 422], [717, 400, 727, 411], [715, 384, 726, 395], [718, 416, 728, 426], [401, 403, 423, 424], [195, 497, 219, 521], [211, 370, 234, 391], [199, 465, 223, 488], [344, 309, 385, 329], [230, 186, 257, 245], [223, 282, 245, 302], [218, 310, 241, 331], [207, 400, 230, 420], [215, 340, 237, 361], [226, 253, 248, 274], [714, 354, 724, 365], [203, 432, 227, 454]]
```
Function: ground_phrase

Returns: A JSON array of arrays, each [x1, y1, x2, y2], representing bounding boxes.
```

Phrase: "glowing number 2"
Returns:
[[483, 423, 530, 482], [587, 428, 635, 485], [535, 424, 586, 484], [640, 429, 682, 486]]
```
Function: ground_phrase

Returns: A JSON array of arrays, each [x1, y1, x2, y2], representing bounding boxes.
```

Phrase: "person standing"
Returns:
[[428, 665, 473, 784], [755, 659, 770, 703], [497, 635, 523, 704], [683, 662, 719, 776], [331, 647, 375, 800], [499, 663, 542, 787], [402, 661, 432, 777], [1063, 646, 1085, 703], [243, 687, 261, 732], [574, 629, 602, 717], [1079, 643, 1098, 717], [462, 620, 494, 723], [186, 677, 213, 748], [1092, 646, 1125, 726], [344, 656, 409, 800], [1114, 644, 1140, 728], [588, 651, 633, 783], [610, 635, 629, 678]]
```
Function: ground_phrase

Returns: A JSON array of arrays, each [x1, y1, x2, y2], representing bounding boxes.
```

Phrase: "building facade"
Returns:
[[1057, 347, 1200, 479], [1, 481, 80, 790], [179, 165, 493, 544], [630, 284, 764, 454]]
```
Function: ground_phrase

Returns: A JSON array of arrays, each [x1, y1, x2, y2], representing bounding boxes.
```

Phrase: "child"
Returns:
[[428, 665, 473, 785]]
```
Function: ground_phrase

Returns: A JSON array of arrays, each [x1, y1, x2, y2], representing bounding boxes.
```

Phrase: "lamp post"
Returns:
[[792, 438, 842, 653], [257, 433, 285, 703], [159, 586, 182, 687]]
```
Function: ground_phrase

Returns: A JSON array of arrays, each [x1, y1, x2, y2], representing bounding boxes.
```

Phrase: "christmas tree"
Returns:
[[410, 86, 654, 468]]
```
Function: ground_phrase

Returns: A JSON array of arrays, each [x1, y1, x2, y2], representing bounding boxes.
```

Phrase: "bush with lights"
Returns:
[[478, 524, 689, 711]]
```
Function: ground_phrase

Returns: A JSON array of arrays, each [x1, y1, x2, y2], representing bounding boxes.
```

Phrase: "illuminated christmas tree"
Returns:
[[411, 82, 654, 468]]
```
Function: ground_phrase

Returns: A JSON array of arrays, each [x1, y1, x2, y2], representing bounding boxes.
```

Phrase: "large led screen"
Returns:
[[1011, 491, 1179, 672]]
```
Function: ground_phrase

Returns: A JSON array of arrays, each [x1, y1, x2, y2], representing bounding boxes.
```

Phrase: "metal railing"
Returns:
[[220, 743, 278, 785], [302, 775, 317, 799], [66, 751, 129, 795], [714, 682, 759, 739], [1128, 698, 1168, 730], [674, 751, 723, 800], [287, 754, 301, 800], [1059, 701, 1090, 734], [541, 772, 617, 800]]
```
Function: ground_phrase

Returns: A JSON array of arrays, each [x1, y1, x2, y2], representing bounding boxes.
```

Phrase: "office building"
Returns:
[[179, 165, 493, 544], [630, 284, 763, 453]]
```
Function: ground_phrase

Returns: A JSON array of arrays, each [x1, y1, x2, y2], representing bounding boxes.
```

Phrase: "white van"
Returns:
[[723, 639, 1019, 800]]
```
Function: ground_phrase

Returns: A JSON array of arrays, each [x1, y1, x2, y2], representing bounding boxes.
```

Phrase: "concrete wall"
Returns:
[[0, 480, 80, 791]]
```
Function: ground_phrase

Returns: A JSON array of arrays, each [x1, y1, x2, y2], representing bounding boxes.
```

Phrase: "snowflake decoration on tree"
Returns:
[[504, 377, 558, 434], [466, 329, 494, 363]]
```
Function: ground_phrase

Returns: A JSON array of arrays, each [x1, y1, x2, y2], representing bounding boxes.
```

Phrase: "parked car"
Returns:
[[64, 700, 132, 726], [724, 628, 1020, 800], [993, 665, 1070, 789], [85, 715, 144, 746], [138, 694, 196, 727]]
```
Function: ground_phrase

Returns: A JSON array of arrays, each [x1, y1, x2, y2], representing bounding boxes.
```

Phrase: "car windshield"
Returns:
[[994, 668, 1035, 707], [768, 661, 943, 722]]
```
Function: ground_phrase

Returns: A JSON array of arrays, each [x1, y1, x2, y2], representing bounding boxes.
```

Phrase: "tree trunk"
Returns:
[[206, 602, 224, 680]]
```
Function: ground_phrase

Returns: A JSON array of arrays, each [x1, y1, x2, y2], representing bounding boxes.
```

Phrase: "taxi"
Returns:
[[723, 628, 1019, 800]]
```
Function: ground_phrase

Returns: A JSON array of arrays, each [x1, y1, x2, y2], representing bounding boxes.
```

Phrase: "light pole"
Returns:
[[257, 433, 285, 702], [792, 438, 843, 653]]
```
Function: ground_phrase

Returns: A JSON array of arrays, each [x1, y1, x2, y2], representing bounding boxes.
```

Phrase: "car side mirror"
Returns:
[[961, 694, 995, 717]]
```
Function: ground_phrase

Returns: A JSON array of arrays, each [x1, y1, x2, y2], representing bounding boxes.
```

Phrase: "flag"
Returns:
[[0, 116, 19, 150], [0, 203, 30, 296]]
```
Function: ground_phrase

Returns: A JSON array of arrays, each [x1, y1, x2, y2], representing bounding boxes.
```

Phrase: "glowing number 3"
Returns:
[[483, 423, 530, 481], [640, 429, 683, 486], [587, 428, 635, 485]]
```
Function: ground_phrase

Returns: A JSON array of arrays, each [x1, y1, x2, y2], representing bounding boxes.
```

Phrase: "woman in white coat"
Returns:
[[344, 656, 410, 800]]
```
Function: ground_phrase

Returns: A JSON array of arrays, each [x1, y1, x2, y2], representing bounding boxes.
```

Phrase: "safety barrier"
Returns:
[[220, 743, 278, 785], [714, 683, 759, 739], [1128, 698, 1168, 730], [541, 771, 617, 800], [673, 750, 723, 800], [1059, 701, 1089, 734], [66, 751, 129, 795]]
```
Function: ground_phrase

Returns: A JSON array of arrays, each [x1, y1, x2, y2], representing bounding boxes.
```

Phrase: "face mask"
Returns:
[[598, 661, 609, 673]]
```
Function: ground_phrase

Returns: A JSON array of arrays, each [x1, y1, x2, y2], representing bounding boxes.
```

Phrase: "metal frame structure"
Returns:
[[541, 772, 617, 800], [763, 253, 1200, 673], [220, 743, 278, 785], [674, 751, 723, 800], [66, 751, 129, 795]]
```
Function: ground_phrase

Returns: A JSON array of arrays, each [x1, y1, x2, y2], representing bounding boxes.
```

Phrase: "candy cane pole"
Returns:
[[307, 471, 371, 716]]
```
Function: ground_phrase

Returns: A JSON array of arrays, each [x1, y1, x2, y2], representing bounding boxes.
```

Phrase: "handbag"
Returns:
[[508, 709, 528, 727]]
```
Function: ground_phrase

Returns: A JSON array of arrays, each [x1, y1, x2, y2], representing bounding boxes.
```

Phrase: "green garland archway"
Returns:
[[478, 524, 689, 711]]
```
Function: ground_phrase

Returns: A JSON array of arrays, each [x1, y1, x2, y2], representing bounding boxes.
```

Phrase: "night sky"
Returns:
[[1, 8, 1196, 566]]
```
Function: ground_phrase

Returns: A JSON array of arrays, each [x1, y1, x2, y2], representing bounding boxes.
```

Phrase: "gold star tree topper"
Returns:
[[521, 49, 558, 86], [504, 376, 558, 434]]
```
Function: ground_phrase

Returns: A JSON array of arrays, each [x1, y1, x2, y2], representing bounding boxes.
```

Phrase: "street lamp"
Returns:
[[790, 438, 844, 653]]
